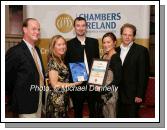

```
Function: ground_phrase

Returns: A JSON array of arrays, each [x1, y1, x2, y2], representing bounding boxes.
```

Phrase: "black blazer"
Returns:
[[5, 40, 45, 114], [116, 43, 149, 104], [65, 37, 100, 82]]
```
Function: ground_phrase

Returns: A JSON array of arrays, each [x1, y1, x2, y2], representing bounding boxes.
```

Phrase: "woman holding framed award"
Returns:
[[99, 32, 122, 118], [46, 35, 82, 118]]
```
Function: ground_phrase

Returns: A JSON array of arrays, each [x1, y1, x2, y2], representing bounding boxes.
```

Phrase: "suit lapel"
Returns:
[[20, 41, 39, 73], [75, 37, 84, 60], [84, 37, 89, 58], [123, 43, 136, 66]]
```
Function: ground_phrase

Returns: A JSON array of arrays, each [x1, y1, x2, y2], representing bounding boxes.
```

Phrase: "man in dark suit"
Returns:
[[116, 23, 149, 117], [5, 18, 45, 118], [65, 17, 100, 117]]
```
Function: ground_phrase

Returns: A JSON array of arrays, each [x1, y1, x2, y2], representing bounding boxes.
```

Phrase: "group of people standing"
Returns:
[[5, 16, 149, 118]]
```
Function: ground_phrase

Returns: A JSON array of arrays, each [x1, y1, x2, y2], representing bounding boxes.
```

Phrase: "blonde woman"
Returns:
[[46, 35, 81, 118]]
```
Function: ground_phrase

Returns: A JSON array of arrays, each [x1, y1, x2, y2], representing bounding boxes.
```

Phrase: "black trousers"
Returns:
[[117, 100, 140, 118], [70, 88, 100, 118]]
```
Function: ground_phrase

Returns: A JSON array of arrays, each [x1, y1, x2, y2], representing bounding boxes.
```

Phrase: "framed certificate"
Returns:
[[69, 62, 88, 82], [88, 59, 109, 86]]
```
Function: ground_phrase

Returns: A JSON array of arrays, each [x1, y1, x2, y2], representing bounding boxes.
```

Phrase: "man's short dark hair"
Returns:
[[73, 17, 87, 26], [22, 18, 38, 28]]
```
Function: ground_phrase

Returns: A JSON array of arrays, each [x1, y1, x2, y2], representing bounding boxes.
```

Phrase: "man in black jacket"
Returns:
[[116, 23, 149, 117], [6, 18, 45, 118], [65, 17, 100, 117]]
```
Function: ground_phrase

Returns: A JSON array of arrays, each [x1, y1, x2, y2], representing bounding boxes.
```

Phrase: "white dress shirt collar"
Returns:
[[120, 42, 133, 65], [23, 39, 35, 51], [120, 42, 133, 50], [77, 37, 86, 45]]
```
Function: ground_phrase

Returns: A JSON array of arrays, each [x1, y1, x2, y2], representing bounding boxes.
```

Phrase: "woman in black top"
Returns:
[[102, 32, 122, 87], [96, 32, 122, 118]]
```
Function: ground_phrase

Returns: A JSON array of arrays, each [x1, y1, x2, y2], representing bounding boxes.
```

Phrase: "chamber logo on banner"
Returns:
[[77, 13, 121, 33], [55, 14, 74, 33]]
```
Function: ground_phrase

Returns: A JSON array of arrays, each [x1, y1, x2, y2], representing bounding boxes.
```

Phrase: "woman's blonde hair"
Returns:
[[48, 35, 67, 64]]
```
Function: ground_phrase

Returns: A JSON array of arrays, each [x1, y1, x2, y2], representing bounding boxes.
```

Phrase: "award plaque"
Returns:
[[88, 59, 109, 86], [69, 62, 88, 82]]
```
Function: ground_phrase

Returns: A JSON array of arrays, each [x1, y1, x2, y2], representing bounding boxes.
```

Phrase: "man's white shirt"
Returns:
[[120, 42, 133, 65]]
